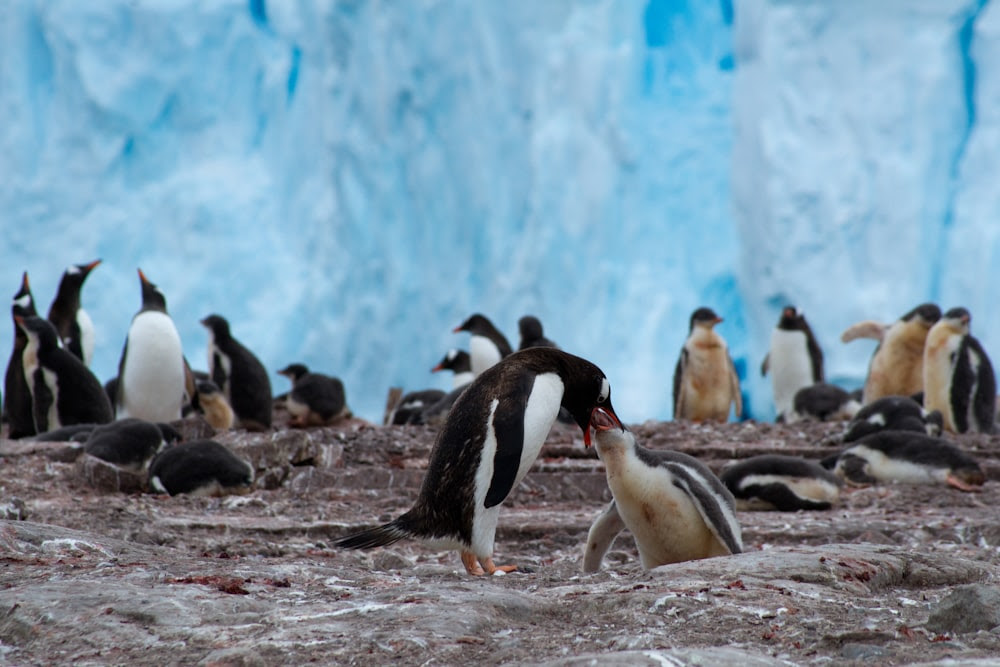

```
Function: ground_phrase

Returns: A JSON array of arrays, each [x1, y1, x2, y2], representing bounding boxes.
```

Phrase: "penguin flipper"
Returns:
[[760, 353, 769, 377], [672, 351, 686, 419], [583, 501, 625, 573], [729, 354, 742, 418], [30, 369, 54, 432], [841, 320, 887, 343], [210, 352, 227, 392], [666, 462, 743, 555], [484, 375, 532, 508]]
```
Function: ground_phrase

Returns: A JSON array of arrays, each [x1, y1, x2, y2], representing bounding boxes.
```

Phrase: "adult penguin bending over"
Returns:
[[336, 347, 621, 576]]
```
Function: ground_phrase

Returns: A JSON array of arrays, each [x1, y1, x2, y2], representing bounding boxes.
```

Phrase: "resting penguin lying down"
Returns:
[[583, 408, 742, 572], [720, 454, 842, 511]]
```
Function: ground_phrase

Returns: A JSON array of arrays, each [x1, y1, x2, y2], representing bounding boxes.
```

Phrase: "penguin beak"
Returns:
[[452, 325, 463, 333], [83, 259, 101, 273], [584, 405, 623, 447], [431, 362, 444, 373], [138, 268, 149, 284]]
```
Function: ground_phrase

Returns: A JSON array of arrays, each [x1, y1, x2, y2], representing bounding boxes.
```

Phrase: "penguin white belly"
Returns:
[[77, 309, 95, 367], [604, 449, 723, 567], [22, 344, 60, 430], [207, 340, 232, 392], [844, 446, 943, 484], [469, 335, 502, 377], [923, 333, 961, 430], [119, 312, 184, 423], [735, 473, 840, 505], [470, 373, 563, 557], [681, 347, 732, 420], [452, 371, 474, 389], [768, 330, 814, 416]]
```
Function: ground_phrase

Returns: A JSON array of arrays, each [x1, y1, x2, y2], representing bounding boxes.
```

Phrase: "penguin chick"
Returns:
[[148, 440, 254, 496], [843, 303, 941, 404], [201, 314, 272, 431], [194, 379, 235, 430], [16, 315, 113, 432], [4, 272, 39, 438], [84, 418, 179, 473], [761, 306, 823, 421], [277, 364, 351, 427], [454, 313, 513, 377], [720, 455, 842, 511], [116, 270, 186, 423], [843, 395, 943, 443], [830, 431, 984, 492], [673, 307, 742, 422], [337, 347, 621, 576], [923, 307, 997, 434], [46, 259, 101, 367], [583, 407, 741, 573], [518, 315, 558, 350], [785, 383, 860, 423]]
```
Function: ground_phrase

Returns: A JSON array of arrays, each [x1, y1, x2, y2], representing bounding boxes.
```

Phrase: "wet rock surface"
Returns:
[[2, 416, 1000, 665]]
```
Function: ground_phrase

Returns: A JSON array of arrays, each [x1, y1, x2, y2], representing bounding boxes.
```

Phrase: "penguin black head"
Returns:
[[518, 315, 544, 341], [15, 315, 61, 350], [12, 271, 36, 318], [453, 313, 498, 335], [536, 348, 622, 447], [200, 314, 232, 341], [60, 260, 101, 289], [431, 349, 471, 374], [901, 303, 941, 327], [278, 363, 310, 382], [941, 307, 971, 333], [777, 306, 807, 331], [155, 422, 184, 444], [137, 269, 168, 313], [689, 307, 722, 332]]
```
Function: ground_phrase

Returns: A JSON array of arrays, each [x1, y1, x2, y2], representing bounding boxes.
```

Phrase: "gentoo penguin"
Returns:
[[719, 455, 842, 511], [84, 418, 182, 472], [785, 383, 861, 423], [388, 389, 446, 426], [46, 259, 101, 366], [454, 313, 513, 377], [115, 270, 186, 423], [760, 306, 823, 421], [193, 379, 235, 430], [276, 363, 351, 426], [29, 423, 99, 443], [583, 408, 741, 573], [148, 440, 254, 496], [842, 303, 941, 403], [923, 307, 997, 434], [828, 431, 984, 492], [432, 348, 474, 388], [672, 307, 742, 422], [336, 347, 622, 576], [843, 395, 943, 443], [518, 315, 558, 350], [15, 315, 113, 432], [201, 314, 272, 430], [4, 272, 38, 438]]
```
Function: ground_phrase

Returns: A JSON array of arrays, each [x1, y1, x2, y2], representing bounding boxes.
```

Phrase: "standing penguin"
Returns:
[[842, 303, 941, 403], [115, 270, 186, 423], [201, 314, 272, 431], [923, 307, 996, 434], [4, 272, 38, 438], [673, 307, 742, 422], [518, 315, 558, 350], [15, 316, 113, 432], [761, 306, 823, 421], [336, 347, 622, 576], [583, 408, 742, 573], [454, 313, 513, 377], [46, 259, 101, 366]]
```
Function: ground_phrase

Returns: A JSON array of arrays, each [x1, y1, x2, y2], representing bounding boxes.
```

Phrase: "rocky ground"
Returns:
[[3, 411, 1000, 665]]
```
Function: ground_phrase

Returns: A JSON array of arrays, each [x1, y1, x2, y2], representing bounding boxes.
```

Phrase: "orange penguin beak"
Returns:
[[138, 268, 149, 284], [584, 406, 623, 447]]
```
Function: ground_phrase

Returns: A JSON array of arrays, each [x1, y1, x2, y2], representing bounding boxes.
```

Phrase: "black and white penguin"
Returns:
[[518, 315, 558, 350], [201, 314, 272, 431], [673, 307, 742, 422], [842, 303, 941, 403], [454, 313, 513, 377], [148, 440, 254, 496], [336, 347, 622, 576], [842, 395, 943, 443], [923, 307, 997, 434], [828, 431, 985, 492], [115, 270, 186, 423], [15, 315, 113, 432], [432, 348, 474, 388], [4, 272, 38, 438], [193, 379, 235, 430], [388, 389, 446, 426], [84, 418, 182, 472], [29, 423, 99, 443], [760, 306, 823, 421], [719, 455, 842, 511], [276, 363, 351, 426], [46, 259, 101, 367], [583, 408, 741, 573], [785, 383, 861, 423]]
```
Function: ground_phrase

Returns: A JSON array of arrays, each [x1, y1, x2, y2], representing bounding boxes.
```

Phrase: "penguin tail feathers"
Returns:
[[334, 519, 412, 550]]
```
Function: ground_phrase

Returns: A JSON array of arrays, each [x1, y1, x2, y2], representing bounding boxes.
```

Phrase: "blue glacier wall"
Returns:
[[1, 0, 998, 425]]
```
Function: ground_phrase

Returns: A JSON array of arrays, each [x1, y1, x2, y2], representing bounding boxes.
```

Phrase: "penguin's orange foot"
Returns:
[[480, 558, 517, 576], [946, 474, 982, 493], [461, 551, 485, 576]]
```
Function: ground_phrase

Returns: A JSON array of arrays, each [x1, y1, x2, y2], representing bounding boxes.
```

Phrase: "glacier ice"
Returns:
[[0, 0, 997, 426]]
